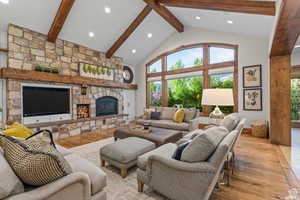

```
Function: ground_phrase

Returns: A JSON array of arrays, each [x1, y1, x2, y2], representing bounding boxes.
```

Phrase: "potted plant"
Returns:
[[51, 68, 59, 74], [107, 68, 112, 76], [34, 65, 43, 72], [83, 64, 89, 73], [42, 67, 51, 73]]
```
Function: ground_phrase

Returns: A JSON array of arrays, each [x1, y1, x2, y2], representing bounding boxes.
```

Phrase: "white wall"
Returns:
[[135, 27, 270, 126], [0, 29, 7, 123]]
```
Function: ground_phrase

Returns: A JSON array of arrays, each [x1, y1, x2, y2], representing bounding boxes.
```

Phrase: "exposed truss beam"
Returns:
[[144, 0, 184, 32], [106, 5, 153, 58], [270, 0, 300, 56], [48, 0, 75, 43], [158, 0, 276, 16]]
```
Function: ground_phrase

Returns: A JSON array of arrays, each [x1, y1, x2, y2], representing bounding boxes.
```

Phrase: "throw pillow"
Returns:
[[183, 109, 197, 123], [150, 112, 161, 120], [143, 108, 155, 120], [220, 113, 241, 132], [181, 126, 229, 163], [173, 109, 185, 123], [0, 134, 72, 186], [160, 107, 177, 120], [3, 122, 33, 138], [172, 142, 190, 161]]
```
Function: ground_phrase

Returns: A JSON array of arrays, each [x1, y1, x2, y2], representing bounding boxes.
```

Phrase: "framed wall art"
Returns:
[[243, 65, 262, 88], [243, 88, 263, 111], [79, 63, 114, 81]]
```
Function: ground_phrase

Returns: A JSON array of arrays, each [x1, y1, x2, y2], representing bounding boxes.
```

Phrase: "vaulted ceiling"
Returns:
[[0, 0, 276, 66]]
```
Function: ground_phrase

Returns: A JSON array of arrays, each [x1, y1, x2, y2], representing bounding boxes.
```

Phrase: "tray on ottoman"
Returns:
[[114, 127, 183, 147]]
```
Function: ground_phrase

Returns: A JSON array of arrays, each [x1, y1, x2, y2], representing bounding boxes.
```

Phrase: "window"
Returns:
[[167, 48, 203, 71], [210, 73, 234, 113], [291, 79, 300, 121], [167, 76, 203, 110], [209, 47, 234, 64], [146, 43, 238, 114], [147, 59, 162, 73], [148, 81, 162, 106]]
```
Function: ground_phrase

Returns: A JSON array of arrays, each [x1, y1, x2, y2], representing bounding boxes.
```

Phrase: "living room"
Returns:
[[0, 0, 299, 200]]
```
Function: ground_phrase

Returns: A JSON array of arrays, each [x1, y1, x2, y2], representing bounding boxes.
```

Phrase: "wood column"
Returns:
[[270, 55, 291, 146], [161, 57, 168, 107], [202, 45, 210, 114]]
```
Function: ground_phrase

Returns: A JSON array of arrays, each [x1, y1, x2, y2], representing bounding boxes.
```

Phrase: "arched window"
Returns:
[[146, 43, 238, 115]]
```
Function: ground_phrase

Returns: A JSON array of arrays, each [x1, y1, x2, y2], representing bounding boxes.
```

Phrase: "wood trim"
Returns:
[[0, 68, 138, 90], [48, 0, 75, 42], [146, 43, 237, 66], [270, 0, 300, 57], [143, 0, 184, 32], [234, 46, 239, 112], [0, 48, 8, 52], [291, 65, 300, 79], [105, 5, 152, 58], [146, 61, 235, 77], [161, 57, 168, 106], [158, 0, 276, 16]]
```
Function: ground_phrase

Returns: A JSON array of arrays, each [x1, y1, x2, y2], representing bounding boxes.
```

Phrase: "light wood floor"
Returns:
[[58, 129, 300, 200]]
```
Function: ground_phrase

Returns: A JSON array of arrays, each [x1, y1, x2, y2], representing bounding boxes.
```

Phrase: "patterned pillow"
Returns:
[[0, 134, 72, 186], [183, 109, 197, 123]]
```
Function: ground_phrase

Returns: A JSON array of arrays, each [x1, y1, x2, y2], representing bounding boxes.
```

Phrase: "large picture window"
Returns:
[[146, 43, 238, 115]]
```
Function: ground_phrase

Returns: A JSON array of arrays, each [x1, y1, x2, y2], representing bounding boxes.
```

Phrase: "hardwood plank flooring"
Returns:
[[58, 130, 300, 199]]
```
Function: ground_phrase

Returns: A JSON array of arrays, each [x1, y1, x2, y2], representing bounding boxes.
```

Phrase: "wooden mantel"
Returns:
[[0, 68, 138, 90]]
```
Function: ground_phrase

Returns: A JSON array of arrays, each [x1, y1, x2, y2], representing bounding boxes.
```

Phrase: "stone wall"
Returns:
[[5, 24, 129, 139]]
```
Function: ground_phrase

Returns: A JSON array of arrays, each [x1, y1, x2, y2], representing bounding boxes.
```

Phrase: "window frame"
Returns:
[[145, 43, 239, 115]]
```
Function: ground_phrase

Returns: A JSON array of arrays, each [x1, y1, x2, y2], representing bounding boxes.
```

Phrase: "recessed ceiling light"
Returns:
[[147, 33, 153, 38], [132, 49, 136, 54], [0, 0, 9, 4], [89, 32, 95, 37], [227, 20, 233, 24], [104, 6, 111, 13], [195, 16, 201, 20]]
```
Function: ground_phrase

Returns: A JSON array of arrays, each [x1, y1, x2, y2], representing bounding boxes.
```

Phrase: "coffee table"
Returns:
[[114, 127, 183, 147]]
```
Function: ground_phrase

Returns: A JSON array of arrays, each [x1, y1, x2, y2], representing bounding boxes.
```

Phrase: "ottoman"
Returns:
[[100, 137, 155, 178]]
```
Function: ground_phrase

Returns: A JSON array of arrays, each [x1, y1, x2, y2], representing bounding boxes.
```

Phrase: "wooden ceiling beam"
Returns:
[[48, 0, 75, 43], [158, 0, 276, 16], [144, 0, 184, 32], [105, 5, 153, 58], [270, 0, 300, 57]]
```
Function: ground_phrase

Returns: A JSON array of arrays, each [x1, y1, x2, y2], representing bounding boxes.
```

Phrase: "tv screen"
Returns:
[[23, 86, 70, 117]]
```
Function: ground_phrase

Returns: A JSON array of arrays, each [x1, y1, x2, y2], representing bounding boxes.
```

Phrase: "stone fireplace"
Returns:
[[96, 96, 118, 117], [77, 104, 90, 119]]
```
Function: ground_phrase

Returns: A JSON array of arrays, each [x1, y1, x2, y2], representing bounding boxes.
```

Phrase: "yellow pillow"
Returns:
[[3, 122, 33, 138], [173, 109, 185, 123]]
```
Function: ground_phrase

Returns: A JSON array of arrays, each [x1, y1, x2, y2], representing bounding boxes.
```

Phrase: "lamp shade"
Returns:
[[201, 89, 234, 106]]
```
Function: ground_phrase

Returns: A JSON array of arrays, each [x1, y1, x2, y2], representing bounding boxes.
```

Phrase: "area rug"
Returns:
[[70, 138, 167, 200]]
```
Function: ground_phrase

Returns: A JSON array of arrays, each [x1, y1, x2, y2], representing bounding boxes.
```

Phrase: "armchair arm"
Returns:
[[148, 155, 216, 173], [7, 172, 91, 200]]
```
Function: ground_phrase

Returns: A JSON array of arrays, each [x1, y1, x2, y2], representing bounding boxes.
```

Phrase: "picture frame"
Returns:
[[243, 88, 263, 111], [243, 65, 262, 88]]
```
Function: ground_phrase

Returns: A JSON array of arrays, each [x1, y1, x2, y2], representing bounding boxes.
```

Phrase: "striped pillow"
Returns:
[[0, 135, 72, 186]]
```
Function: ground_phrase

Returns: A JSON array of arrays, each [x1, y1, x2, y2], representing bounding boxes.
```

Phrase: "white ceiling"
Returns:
[[0, 0, 276, 66]]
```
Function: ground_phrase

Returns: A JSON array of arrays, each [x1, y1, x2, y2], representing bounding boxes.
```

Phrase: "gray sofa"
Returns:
[[137, 107, 202, 132], [137, 114, 246, 200], [0, 145, 107, 200]]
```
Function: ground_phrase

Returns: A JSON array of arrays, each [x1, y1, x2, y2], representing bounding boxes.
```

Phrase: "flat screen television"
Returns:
[[22, 86, 70, 117]]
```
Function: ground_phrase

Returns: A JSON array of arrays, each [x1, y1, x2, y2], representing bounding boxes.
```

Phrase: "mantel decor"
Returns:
[[79, 63, 114, 81]]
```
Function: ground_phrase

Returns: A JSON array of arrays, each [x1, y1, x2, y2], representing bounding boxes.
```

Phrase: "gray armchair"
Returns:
[[137, 117, 245, 200]]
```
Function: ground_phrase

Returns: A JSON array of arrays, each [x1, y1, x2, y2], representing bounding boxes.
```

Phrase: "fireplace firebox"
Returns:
[[96, 96, 118, 116]]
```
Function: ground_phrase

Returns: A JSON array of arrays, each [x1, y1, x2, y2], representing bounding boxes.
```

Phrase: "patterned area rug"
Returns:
[[70, 138, 167, 200]]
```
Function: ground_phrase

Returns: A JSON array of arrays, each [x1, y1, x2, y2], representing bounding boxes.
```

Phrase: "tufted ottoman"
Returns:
[[100, 137, 155, 178]]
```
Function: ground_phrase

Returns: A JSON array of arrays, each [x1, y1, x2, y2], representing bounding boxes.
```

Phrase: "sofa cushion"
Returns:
[[159, 107, 177, 120], [151, 120, 189, 131], [150, 112, 161, 120], [0, 152, 24, 199], [183, 109, 197, 123], [172, 142, 190, 161], [100, 137, 155, 164], [176, 129, 204, 145], [220, 113, 241, 132], [0, 135, 72, 186], [138, 143, 177, 170], [181, 126, 229, 163], [64, 154, 106, 195]]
